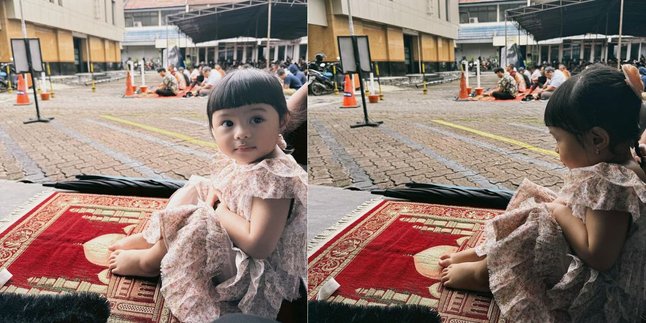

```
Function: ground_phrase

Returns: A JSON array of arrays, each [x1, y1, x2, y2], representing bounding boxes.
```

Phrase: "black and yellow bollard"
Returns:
[[332, 64, 339, 95], [46, 63, 55, 98], [375, 64, 384, 100], [90, 63, 96, 93], [5, 65, 12, 94], [422, 63, 428, 95]]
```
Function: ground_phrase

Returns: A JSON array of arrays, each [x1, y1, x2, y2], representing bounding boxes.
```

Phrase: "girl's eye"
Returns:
[[221, 120, 233, 127], [251, 117, 264, 124]]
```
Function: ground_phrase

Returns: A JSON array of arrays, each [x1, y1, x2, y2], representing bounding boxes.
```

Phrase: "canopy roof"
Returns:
[[167, 0, 307, 43], [507, 0, 646, 41]]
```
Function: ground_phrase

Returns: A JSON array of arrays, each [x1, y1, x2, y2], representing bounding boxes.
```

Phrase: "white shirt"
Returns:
[[548, 70, 566, 88], [531, 69, 542, 81]]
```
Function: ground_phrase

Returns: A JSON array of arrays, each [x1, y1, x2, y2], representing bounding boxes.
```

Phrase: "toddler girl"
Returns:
[[439, 64, 646, 322], [107, 68, 306, 322]]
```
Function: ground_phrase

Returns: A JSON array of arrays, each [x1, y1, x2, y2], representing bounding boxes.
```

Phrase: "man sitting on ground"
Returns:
[[196, 66, 221, 96], [277, 68, 302, 95], [558, 64, 571, 79], [535, 66, 566, 100], [155, 68, 178, 97], [488, 67, 517, 100]]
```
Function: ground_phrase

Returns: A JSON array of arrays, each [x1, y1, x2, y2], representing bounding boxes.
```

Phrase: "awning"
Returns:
[[167, 0, 307, 43], [507, 0, 646, 41]]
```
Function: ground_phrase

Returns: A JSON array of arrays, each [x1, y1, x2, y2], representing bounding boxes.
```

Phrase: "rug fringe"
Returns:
[[308, 198, 384, 256], [0, 190, 55, 235]]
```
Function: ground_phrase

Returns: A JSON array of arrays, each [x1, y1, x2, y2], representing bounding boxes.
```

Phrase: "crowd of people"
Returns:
[[149, 56, 308, 98]]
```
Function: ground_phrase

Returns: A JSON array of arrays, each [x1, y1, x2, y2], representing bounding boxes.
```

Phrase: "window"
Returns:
[[111, 0, 116, 25], [499, 4, 524, 22], [161, 9, 184, 25], [437, 0, 441, 19], [125, 12, 159, 27], [459, 5, 496, 23], [446, 0, 450, 22]]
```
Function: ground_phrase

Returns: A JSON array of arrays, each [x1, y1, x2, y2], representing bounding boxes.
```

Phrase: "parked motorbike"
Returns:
[[308, 62, 345, 96], [0, 63, 18, 92]]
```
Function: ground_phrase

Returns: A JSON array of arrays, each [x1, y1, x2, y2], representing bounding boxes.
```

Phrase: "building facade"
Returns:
[[0, 0, 125, 75], [458, 0, 646, 69], [123, 0, 307, 68], [308, 0, 459, 76]]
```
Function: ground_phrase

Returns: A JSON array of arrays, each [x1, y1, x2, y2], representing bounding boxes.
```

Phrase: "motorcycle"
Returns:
[[308, 62, 345, 96], [0, 63, 18, 92]]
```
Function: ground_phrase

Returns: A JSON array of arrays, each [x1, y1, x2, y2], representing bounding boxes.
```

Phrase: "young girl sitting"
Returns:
[[107, 69, 307, 322], [439, 64, 646, 322]]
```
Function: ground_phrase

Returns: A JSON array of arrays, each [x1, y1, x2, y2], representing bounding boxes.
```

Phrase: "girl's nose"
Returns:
[[235, 126, 251, 139]]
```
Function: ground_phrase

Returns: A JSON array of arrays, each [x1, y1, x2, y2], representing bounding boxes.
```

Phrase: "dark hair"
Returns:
[[157, 68, 166, 73], [493, 67, 504, 74], [544, 64, 641, 150], [207, 68, 288, 129]]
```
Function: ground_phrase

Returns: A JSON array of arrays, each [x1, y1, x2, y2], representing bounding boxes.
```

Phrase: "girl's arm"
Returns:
[[551, 205, 630, 272], [217, 197, 291, 259]]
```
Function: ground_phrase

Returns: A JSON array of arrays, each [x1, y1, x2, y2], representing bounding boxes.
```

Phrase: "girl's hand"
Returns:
[[214, 199, 230, 217], [206, 187, 220, 208]]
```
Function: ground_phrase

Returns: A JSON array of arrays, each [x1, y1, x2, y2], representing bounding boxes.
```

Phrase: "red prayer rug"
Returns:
[[308, 200, 505, 322], [0, 192, 179, 322]]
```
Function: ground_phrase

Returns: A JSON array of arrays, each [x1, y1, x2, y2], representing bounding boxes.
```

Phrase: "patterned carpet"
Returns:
[[308, 200, 505, 322], [0, 192, 179, 322]]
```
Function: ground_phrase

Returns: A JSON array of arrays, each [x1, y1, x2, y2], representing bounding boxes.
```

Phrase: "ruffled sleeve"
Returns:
[[559, 163, 646, 223]]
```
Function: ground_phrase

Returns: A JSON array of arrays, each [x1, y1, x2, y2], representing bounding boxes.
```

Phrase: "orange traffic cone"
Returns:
[[340, 74, 359, 108], [15, 74, 31, 106], [124, 71, 134, 97], [457, 71, 469, 100]]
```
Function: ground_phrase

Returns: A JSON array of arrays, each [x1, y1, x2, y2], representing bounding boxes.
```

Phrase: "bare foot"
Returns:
[[440, 259, 490, 293], [438, 248, 484, 267], [108, 233, 152, 251], [108, 249, 160, 277]]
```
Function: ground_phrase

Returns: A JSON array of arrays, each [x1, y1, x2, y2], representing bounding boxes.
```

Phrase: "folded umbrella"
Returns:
[[43, 174, 186, 198], [371, 182, 513, 210]]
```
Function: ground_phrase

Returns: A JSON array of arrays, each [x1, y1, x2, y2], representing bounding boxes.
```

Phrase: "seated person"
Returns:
[[510, 70, 527, 92], [171, 69, 187, 90], [288, 65, 307, 86], [558, 64, 571, 79], [529, 65, 545, 93], [155, 68, 179, 97], [535, 66, 566, 100], [487, 67, 517, 100], [197, 67, 221, 96], [277, 68, 302, 95]]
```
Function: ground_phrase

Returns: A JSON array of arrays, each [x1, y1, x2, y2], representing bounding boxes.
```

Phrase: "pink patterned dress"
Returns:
[[142, 151, 307, 322], [475, 162, 646, 322]]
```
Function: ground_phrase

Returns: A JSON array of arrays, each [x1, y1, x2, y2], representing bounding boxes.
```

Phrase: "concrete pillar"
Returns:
[[242, 45, 247, 63], [273, 44, 279, 61], [205, 47, 208, 65], [214, 46, 219, 64], [233, 43, 238, 62], [293, 42, 300, 61], [547, 45, 551, 63], [590, 40, 595, 62], [580, 40, 585, 60], [253, 46, 259, 63], [626, 42, 631, 60], [538, 45, 542, 64], [558, 43, 563, 63]]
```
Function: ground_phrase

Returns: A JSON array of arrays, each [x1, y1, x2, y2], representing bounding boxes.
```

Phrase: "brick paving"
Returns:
[[0, 73, 225, 183], [308, 72, 565, 191]]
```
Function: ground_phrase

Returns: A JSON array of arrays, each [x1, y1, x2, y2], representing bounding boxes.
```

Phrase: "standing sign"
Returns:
[[11, 39, 44, 73], [337, 35, 381, 128], [11, 38, 53, 124]]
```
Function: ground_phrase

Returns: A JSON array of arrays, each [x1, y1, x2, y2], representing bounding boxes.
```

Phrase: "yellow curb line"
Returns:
[[431, 119, 559, 157], [101, 115, 217, 149]]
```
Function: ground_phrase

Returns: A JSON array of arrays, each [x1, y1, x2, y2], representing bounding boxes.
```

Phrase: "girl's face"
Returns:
[[548, 126, 595, 169], [211, 103, 283, 164]]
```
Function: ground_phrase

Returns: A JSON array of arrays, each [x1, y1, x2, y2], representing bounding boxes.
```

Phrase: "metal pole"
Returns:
[[347, 0, 355, 35], [18, 0, 28, 38], [266, 0, 271, 69], [617, 0, 624, 69], [504, 11, 508, 67]]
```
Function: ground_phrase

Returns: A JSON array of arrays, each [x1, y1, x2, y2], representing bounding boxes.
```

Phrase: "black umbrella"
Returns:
[[372, 182, 513, 210], [43, 174, 186, 198]]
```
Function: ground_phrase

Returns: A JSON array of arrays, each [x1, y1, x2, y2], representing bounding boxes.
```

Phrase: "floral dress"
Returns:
[[475, 162, 646, 322], [142, 151, 307, 322]]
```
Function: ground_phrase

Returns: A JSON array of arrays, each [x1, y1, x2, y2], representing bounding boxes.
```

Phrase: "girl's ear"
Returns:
[[279, 115, 290, 132], [589, 126, 610, 150]]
